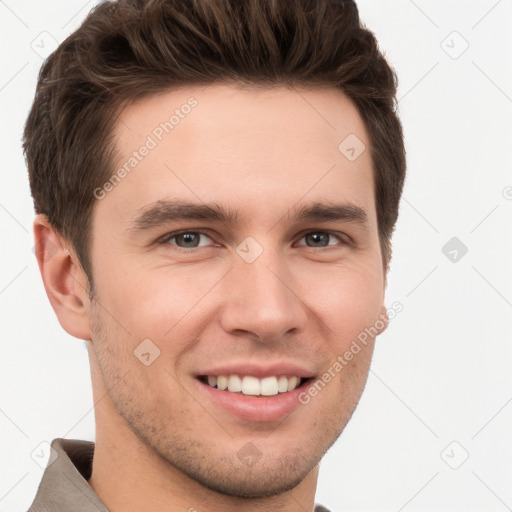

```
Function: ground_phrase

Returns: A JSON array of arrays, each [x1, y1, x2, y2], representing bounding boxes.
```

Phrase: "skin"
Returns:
[[34, 84, 389, 512]]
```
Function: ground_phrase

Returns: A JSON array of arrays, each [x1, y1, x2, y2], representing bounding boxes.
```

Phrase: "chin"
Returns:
[[180, 452, 319, 499]]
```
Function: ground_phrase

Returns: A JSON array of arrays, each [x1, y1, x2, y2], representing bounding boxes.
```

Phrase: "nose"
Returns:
[[218, 246, 308, 343]]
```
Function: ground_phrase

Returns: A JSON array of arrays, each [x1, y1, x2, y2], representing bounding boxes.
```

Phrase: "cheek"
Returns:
[[304, 263, 384, 340], [93, 261, 222, 339]]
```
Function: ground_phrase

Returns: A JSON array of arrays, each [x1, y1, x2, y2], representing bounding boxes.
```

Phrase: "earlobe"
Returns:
[[376, 305, 389, 335], [33, 214, 92, 340]]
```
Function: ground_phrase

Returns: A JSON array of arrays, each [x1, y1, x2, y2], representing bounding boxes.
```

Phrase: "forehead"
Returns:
[[101, 84, 376, 228], [115, 84, 369, 158]]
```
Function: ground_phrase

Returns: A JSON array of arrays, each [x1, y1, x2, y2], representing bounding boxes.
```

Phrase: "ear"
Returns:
[[376, 305, 389, 336], [33, 214, 92, 340]]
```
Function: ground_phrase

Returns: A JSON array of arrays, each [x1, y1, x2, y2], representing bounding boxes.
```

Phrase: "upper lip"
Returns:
[[196, 362, 315, 379]]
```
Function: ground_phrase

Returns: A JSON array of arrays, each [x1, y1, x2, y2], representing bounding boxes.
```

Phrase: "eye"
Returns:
[[158, 229, 348, 251], [160, 230, 214, 249], [296, 231, 347, 248]]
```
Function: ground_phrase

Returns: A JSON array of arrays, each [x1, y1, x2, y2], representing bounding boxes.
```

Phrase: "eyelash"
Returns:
[[158, 229, 350, 252]]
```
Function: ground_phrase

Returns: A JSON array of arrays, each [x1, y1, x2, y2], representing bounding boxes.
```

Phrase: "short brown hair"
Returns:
[[23, 0, 406, 287]]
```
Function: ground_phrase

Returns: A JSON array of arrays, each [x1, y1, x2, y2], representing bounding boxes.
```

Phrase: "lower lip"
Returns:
[[195, 378, 311, 422]]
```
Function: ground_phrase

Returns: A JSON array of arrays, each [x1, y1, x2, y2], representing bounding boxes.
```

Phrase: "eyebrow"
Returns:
[[127, 199, 371, 233]]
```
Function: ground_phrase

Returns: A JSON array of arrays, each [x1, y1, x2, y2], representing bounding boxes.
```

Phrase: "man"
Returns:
[[24, 0, 406, 510]]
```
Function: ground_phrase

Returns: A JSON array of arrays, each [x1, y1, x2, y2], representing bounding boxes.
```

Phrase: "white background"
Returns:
[[1, 1, 511, 511]]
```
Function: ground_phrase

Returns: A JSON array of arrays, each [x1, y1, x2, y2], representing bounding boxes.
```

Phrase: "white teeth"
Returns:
[[204, 374, 303, 395], [260, 376, 278, 396], [242, 376, 260, 395], [287, 376, 299, 392], [217, 375, 228, 390], [278, 376, 288, 393], [228, 375, 242, 392]]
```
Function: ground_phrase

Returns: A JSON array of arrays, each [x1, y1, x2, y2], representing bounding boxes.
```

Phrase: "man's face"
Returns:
[[87, 84, 386, 497]]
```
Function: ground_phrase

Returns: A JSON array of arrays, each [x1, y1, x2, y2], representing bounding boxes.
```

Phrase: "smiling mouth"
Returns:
[[198, 375, 310, 397]]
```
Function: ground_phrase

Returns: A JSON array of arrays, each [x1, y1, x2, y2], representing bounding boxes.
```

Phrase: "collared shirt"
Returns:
[[28, 438, 332, 512]]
